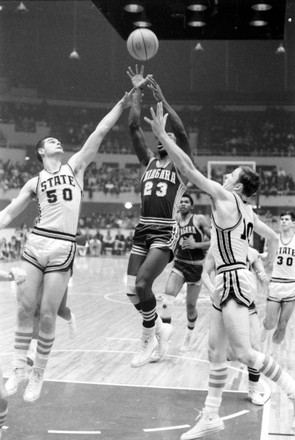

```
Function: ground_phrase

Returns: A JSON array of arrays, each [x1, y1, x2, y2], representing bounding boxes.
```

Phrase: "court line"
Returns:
[[143, 424, 190, 432], [48, 430, 101, 435], [221, 409, 249, 420]]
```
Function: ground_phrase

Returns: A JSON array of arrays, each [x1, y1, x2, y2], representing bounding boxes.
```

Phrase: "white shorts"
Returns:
[[268, 281, 295, 303], [23, 233, 76, 273], [212, 268, 256, 309]]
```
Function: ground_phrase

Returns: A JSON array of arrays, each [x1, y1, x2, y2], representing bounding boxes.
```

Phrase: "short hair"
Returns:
[[181, 193, 194, 206], [238, 166, 260, 198], [35, 137, 49, 163], [280, 211, 295, 221]]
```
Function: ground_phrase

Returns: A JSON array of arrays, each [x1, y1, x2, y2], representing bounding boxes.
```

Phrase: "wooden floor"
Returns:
[[0, 255, 295, 440]]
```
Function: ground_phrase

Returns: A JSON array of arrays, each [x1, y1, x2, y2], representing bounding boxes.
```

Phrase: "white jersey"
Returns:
[[271, 233, 295, 283], [211, 193, 254, 274], [33, 163, 82, 241]]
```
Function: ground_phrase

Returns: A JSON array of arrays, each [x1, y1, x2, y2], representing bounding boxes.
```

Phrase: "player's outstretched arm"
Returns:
[[69, 90, 133, 172], [253, 214, 279, 276], [127, 65, 153, 167], [144, 102, 227, 200], [0, 178, 36, 229], [147, 76, 191, 158]]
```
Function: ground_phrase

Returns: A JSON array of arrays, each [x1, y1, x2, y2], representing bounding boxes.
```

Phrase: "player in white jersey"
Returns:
[[262, 211, 295, 346], [0, 266, 26, 440], [202, 245, 268, 406], [0, 89, 133, 402], [145, 102, 295, 439]]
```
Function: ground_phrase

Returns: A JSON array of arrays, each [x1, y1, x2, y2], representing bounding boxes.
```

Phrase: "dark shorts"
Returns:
[[172, 259, 203, 284], [131, 222, 179, 262]]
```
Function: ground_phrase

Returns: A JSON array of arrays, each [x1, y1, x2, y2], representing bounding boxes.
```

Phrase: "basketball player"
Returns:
[[0, 266, 26, 439], [202, 245, 268, 406], [262, 211, 295, 346], [126, 66, 191, 367], [145, 102, 295, 438], [159, 193, 211, 353], [0, 89, 133, 402]]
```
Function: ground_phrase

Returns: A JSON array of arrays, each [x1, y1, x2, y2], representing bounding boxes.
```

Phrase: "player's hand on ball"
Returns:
[[10, 267, 27, 285]]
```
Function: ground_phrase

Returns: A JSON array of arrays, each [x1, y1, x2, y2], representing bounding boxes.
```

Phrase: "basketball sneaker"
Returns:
[[68, 312, 77, 340], [131, 335, 158, 368], [289, 393, 295, 433], [248, 388, 264, 406], [180, 329, 194, 352], [23, 368, 44, 402], [180, 411, 224, 440], [149, 323, 173, 363], [5, 367, 29, 396]]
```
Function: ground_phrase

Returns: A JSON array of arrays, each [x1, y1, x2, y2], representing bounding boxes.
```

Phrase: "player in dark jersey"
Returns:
[[160, 193, 211, 353], [145, 102, 295, 439], [126, 65, 192, 367]]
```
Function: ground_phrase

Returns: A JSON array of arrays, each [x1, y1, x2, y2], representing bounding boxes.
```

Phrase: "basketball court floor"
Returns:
[[0, 255, 294, 440]]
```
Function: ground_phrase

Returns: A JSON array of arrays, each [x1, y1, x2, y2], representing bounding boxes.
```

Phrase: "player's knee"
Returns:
[[126, 275, 139, 304], [0, 390, 8, 412], [39, 312, 56, 332], [232, 347, 252, 365], [17, 303, 34, 321], [186, 302, 196, 317], [263, 318, 276, 331], [135, 276, 150, 299]]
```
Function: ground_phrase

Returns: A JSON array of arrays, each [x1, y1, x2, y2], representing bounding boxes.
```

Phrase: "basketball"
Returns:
[[127, 28, 159, 61]]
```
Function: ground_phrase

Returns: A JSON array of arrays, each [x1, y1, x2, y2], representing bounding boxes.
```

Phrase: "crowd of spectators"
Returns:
[[0, 156, 294, 196], [1, 101, 295, 157]]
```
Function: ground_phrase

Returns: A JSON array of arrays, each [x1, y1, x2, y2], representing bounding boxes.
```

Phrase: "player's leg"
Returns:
[[180, 283, 201, 352], [5, 261, 43, 396], [223, 298, 295, 429], [0, 370, 8, 440], [273, 300, 295, 344], [57, 287, 77, 340], [131, 248, 171, 367], [23, 269, 71, 402], [248, 310, 264, 405], [126, 252, 146, 315], [181, 307, 227, 440], [160, 269, 184, 323]]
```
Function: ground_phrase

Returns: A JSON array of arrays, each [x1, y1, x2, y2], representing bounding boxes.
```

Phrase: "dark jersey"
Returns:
[[140, 157, 186, 224], [175, 214, 206, 263]]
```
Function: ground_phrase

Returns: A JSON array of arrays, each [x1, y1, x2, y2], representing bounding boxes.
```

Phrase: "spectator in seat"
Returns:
[[113, 229, 126, 255]]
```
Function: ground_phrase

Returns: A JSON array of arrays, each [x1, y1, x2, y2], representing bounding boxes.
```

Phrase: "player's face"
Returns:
[[157, 132, 176, 156], [179, 197, 192, 214], [44, 137, 64, 156], [223, 168, 241, 191], [280, 215, 294, 231]]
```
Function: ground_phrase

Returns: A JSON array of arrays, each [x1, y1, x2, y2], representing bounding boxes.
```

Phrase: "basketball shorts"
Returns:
[[212, 268, 256, 310], [22, 233, 76, 274], [267, 280, 295, 303], [172, 259, 203, 285], [130, 222, 179, 262]]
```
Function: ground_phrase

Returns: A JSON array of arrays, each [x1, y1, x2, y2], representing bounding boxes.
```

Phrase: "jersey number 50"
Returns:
[[46, 188, 73, 203]]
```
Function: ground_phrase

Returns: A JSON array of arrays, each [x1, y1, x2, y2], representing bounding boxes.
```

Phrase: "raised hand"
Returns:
[[127, 64, 152, 89], [147, 77, 164, 102], [144, 102, 168, 138], [121, 88, 135, 108]]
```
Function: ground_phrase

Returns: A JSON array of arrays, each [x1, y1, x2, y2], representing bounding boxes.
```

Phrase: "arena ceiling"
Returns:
[[91, 0, 287, 40]]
